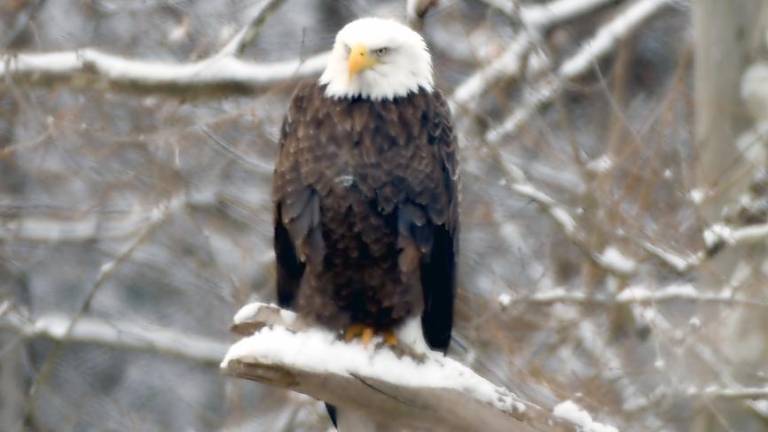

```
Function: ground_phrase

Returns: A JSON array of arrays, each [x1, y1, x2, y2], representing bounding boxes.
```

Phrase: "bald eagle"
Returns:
[[272, 17, 458, 427]]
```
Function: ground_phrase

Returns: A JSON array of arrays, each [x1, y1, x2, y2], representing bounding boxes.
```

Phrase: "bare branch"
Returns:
[[520, 0, 625, 28], [486, 0, 677, 143], [697, 387, 768, 400], [27, 195, 182, 400], [0, 304, 225, 366], [216, 0, 288, 57], [493, 158, 639, 277]]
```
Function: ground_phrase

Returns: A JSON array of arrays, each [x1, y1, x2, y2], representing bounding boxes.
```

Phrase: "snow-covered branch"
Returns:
[[486, 0, 677, 143], [500, 284, 768, 308], [0, 303, 225, 365], [638, 221, 768, 273], [222, 302, 617, 432], [0, 48, 328, 90], [0, 0, 327, 91]]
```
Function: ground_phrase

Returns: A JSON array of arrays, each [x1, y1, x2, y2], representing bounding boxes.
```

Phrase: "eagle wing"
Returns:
[[410, 89, 458, 354], [272, 82, 323, 309]]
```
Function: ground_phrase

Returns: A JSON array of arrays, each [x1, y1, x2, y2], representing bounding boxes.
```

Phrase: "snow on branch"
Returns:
[[0, 0, 327, 91], [500, 284, 768, 309], [637, 221, 768, 273], [0, 48, 328, 90], [221, 302, 616, 432], [0, 302, 226, 365]]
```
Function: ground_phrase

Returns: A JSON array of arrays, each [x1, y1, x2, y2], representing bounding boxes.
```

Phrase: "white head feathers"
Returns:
[[319, 17, 434, 100]]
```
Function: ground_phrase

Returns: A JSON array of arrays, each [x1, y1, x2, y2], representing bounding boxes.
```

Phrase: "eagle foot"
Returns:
[[343, 325, 398, 347], [344, 324, 374, 346], [383, 330, 398, 347]]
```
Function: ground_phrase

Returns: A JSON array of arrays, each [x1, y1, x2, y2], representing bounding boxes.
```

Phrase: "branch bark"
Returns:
[[221, 302, 617, 432]]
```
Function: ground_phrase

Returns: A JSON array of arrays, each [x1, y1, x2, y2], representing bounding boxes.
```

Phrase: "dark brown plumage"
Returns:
[[272, 80, 458, 352]]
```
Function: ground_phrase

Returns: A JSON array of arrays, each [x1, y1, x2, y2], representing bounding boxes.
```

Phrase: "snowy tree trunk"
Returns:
[[692, 4, 768, 431], [693, 0, 764, 219], [0, 82, 27, 432]]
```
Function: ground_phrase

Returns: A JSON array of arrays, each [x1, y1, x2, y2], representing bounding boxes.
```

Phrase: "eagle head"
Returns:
[[319, 17, 434, 101]]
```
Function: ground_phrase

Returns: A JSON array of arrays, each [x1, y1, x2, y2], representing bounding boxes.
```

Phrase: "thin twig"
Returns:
[[216, 0, 288, 57], [0, 307, 226, 366], [26, 196, 183, 402], [485, 0, 677, 144]]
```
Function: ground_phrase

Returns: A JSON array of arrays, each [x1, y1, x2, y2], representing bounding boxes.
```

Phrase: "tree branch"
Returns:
[[0, 302, 225, 366], [485, 0, 677, 144], [222, 302, 619, 432], [216, 0, 288, 58], [452, 0, 620, 109], [500, 284, 768, 308], [0, 48, 329, 90]]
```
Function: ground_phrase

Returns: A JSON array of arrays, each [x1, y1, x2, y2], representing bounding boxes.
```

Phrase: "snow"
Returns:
[[396, 315, 431, 354], [98, 261, 116, 278], [617, 283, 698, 302], [586, 154, 614, 173], [233, 302, 296, 326], [688, 188, 707, 204], [221, 325, 527, 415], [688, 317, 701, 329], [703, 223, 734, 248], [742, 62, 768, 122], [553, 400, 618, 432], [754, 400, 768, 417], [498, 293, 512, 308], [639, 241, 696, 272], [550, 207, 577, 234], [534, 287, 583, 302], [595, 246, 637, 275]]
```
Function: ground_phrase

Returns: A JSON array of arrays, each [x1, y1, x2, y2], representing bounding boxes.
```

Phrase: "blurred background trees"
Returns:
[[1, 0, 767, 431]]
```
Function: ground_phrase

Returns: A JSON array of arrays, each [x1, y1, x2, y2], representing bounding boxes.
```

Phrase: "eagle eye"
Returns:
[[373, 47, 390, 57]]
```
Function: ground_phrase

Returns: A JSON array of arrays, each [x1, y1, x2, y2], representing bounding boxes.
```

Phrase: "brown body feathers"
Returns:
[[272, 81, 458, 352]]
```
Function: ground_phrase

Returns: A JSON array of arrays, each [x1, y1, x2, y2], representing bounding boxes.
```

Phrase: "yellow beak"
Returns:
[[348, 43, 377, 78]]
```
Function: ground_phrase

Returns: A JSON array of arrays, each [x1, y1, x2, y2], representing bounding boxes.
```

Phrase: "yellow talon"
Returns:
[[384, 330, 398, 347], [344, 324, 366, 341], [343, 324, 396, 348], [361, 327, 375, 346]]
